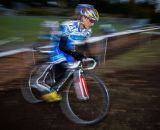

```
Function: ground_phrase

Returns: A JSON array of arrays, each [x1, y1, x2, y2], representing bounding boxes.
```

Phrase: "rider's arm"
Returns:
[[59, 36, 85, 60]]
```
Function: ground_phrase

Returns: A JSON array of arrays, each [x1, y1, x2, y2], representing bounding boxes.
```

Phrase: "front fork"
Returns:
[[73, 69, 89, 100]]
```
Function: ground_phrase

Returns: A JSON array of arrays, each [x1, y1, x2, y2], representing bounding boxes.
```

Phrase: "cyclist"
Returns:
[[37, 4, 99, 102]]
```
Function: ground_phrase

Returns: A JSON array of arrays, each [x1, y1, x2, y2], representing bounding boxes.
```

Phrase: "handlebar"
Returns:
[[64, 58, 97, 70], [82, 58, 97, 70]]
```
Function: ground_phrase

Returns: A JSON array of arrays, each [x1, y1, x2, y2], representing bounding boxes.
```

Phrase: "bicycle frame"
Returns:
[[52, 58, 97, 100], [21, 56, 109, 124]]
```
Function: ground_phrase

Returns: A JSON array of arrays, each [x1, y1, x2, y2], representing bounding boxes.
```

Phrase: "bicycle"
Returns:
[[21, 49, 110, 125]]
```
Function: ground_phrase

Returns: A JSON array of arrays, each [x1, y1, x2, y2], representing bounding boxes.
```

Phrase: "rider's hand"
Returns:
[[73, 52, 86, 61]]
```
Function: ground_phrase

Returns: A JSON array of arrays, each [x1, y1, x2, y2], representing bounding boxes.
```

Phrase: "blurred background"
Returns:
[[0, 1, 160, 130], [0, 0, 160, 21], [0, 0, 159, 50]]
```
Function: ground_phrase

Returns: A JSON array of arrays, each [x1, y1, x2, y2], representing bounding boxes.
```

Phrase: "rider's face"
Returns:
[[81, 16, 95, 29]]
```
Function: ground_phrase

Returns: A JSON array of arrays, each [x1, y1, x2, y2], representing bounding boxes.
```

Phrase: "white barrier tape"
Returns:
[[86, 26, 160, 43], [0, 26, 159, 58], [0, 48, 33, 58], [37, 45, 54, 49], [142, 31, 160, 35], [0, 37, 24, 46]]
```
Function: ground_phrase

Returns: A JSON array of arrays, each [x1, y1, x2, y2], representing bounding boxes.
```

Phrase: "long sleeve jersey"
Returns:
[[49, 20, 91, 63]]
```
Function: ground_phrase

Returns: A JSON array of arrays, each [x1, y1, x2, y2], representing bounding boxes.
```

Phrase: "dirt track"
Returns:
[[0, 34, 160, 130], [0, 64, 159, 130]]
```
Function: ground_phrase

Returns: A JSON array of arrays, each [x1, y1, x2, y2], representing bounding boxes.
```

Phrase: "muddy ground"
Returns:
[[0, 34, 160, 130], [0, 64, 159, 130]]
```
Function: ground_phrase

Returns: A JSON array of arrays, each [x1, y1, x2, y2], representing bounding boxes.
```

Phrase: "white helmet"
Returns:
[[75, 4, 99, 22]]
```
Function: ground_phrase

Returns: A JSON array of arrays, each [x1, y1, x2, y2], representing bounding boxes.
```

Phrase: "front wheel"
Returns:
[[60, 71, 110, 125]]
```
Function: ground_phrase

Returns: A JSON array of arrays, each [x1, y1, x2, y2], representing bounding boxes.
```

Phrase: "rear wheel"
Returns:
[[60, 71, 109, 125], [21, 64, 55, 103]]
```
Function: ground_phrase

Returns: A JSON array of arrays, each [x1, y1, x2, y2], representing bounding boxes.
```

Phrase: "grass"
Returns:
[[0, 16, 128, 48], [0, 16, 46, 41]]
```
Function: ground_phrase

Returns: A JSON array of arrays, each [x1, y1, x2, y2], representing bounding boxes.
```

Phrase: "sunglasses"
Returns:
[[84, 16, 95, 23], [89, 19, 96, 23]]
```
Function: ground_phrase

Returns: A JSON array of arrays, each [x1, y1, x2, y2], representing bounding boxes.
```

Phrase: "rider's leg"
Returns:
[[52, 61, 68, 88], [42, 61, 70, 102], [41, 62, 67, 102], [30, 62, 62, 102]]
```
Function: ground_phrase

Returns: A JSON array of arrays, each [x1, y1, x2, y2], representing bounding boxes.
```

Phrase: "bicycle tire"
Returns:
[[60, 71, 110, 125]]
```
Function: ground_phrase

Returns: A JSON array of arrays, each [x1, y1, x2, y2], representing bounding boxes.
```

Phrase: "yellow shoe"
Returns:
[[41, 91, 62, 102]]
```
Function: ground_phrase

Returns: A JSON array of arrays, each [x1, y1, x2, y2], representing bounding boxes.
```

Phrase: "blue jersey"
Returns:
[[49, 20, 91, 63]]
